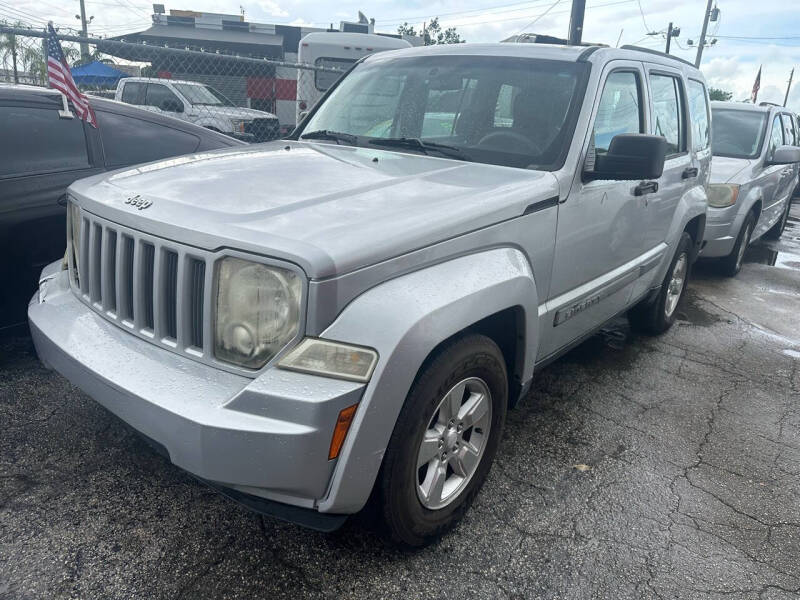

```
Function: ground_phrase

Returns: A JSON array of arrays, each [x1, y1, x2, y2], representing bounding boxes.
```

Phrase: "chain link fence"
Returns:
[[0, 24, 345, 141]]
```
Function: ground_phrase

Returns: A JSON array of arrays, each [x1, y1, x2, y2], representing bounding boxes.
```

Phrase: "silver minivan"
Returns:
[[30, 44, 709, 546], [702, 101, 800, 275]]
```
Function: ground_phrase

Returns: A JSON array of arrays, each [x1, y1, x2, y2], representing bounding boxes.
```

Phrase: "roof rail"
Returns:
[[619, 45, 696, 68], [758, 101, 781, 108]]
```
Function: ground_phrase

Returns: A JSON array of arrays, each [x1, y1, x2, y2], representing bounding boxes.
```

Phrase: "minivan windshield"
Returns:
[[298, 55, 589, 170], [711, 108, 768, 159], [174, 83, 235, 107]]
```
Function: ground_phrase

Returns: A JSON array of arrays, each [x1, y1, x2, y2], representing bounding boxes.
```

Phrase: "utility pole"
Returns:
[[784, 68, 794, 107], [695, 0, 713, 67], [11, 32, 18, 84], [78, 0, 90, 61], [665, 22, 673, 54], [568, 0, 586, 45]]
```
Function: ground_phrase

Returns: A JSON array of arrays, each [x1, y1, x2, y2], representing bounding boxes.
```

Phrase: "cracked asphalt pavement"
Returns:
[[2, 204, 800, 599]]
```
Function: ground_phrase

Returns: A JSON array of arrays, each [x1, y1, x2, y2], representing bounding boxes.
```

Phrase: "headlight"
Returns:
[[707, 184, 740, 208], [214, 257, 302, 369], [230, 119, 249, 134], [278, 338, 378, 383]]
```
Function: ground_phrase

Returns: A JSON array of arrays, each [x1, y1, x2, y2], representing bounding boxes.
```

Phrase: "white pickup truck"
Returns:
[[114, 77, 280, 142]]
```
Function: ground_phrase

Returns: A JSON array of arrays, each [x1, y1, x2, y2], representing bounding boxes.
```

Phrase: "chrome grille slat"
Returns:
[[68, 211, 213, 364]]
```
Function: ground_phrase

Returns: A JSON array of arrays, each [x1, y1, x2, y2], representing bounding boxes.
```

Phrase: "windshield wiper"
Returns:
[[368, 137, 467, 160], [300, 130, 358, 145]]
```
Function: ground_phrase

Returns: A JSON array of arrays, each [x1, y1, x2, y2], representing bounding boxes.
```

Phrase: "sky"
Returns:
[[3, 0, 799, 110]]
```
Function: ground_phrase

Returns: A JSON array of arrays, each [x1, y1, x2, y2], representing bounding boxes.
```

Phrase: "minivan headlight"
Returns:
[[214, 257, 302, 369], [707, 184, 740, 208]]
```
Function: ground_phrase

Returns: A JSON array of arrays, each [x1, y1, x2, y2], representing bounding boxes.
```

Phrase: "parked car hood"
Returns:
[[710, 156, 754, 184], [68, 141, 559, 279], [190, 105, 277, 120]]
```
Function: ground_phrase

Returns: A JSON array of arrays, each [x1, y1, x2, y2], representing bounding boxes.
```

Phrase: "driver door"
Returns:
[[539, 62, 651, 360]]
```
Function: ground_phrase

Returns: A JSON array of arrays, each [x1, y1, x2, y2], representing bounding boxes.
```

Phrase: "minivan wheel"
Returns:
[[765, 199, 791, 240], [629, 231, 693, 335], [719, 212, 754, 277], [378, 334, 507, 547]]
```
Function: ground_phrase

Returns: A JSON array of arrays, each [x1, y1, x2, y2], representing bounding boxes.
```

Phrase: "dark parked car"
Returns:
[[0, 84, 245, 334]]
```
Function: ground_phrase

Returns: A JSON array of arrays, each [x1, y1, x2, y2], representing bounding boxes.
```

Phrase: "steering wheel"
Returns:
[[476, 130, 540, 154]]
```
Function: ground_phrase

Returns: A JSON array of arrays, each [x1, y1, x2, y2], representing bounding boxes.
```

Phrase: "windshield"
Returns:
[[711, 108, 768, 159], [298, 55, 589, 170], [174, 83, 235, 107]]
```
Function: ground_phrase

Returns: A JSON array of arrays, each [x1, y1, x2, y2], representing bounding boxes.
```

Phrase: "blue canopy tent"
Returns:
[[70, 61, 129, 88]]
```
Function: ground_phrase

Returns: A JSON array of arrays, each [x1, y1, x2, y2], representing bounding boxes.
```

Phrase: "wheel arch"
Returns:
[[317, 248, 538, 514]]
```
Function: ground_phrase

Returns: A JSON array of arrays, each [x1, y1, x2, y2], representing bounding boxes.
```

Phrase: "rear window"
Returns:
[[97, 110, 200, 167], [0, 105, 89, 178], [121, 81, 146, 105], [314, 57, 355, 92], [711, 108, 768, 159]]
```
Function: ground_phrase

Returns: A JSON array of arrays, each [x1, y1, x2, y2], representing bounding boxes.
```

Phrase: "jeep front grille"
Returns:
[[67, 208, 213, 360]]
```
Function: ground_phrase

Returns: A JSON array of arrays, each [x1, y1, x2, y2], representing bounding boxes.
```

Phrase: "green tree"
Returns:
[[709, 87, 733, 101], [398, 17, 464, 45]]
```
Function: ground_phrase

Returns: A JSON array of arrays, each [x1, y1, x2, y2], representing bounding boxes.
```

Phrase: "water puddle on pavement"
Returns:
[[742, 214, 800, 272]]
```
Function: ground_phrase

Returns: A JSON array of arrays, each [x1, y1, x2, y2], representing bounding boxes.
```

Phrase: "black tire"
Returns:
[[379, 334, 507, 547], [764, 198, 791, 240], [629, 231, 693, 335], [718, 212, 755, 277]]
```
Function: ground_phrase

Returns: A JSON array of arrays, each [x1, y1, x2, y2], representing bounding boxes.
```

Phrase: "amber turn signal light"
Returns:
[[329, 404, 358, 460]]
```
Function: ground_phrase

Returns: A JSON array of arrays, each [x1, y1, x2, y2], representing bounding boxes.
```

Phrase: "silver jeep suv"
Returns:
[[29, 43, 709, 546]]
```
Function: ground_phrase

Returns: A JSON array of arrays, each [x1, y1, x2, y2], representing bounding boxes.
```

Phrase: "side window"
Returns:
[[687, 80, 710, 151], [145, 84, 181, 111], [0, 105, 89, 178], [780, 114, 797, 146], [650, 73, 685, 155], [314, 57, 355, 92], [121, 81, 146, 105], [767, 115, 785, 160], [494, 84, 515, 128], [96, 111, 200, 168], [593, 71, 642, 154]]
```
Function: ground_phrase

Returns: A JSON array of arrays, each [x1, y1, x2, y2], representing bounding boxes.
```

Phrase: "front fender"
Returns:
[[317, 248, 538, 514]]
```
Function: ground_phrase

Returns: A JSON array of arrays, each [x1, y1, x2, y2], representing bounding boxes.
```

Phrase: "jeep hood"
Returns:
[[68, 141, 558, 279], [710, 156, 754, 184]]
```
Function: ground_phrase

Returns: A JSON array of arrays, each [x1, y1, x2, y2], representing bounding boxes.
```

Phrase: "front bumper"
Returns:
[[28, 267, 364, 527], [700, 205, 744, 258]]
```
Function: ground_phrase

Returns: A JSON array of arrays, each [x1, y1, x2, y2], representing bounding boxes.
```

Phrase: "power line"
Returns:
[[515, 0, 563, 35], [636, 0, 652, 33], [378, 0, 559, 26]]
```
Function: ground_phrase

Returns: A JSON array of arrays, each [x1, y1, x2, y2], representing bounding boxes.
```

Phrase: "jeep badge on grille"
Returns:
[[125, 195, 152, 210]]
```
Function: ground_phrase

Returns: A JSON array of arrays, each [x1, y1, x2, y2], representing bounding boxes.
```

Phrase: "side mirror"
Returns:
[[584, 133, 668, 182], [766, 144, 800, 166], [161, 98, 183, 113]]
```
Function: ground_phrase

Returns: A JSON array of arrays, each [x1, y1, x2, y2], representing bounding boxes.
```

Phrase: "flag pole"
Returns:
[[784, 68, 794, 107]]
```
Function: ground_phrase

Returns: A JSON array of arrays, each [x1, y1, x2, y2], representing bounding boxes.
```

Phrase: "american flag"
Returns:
[[750, 65, 762, 104], [46, 22, 97, 128]]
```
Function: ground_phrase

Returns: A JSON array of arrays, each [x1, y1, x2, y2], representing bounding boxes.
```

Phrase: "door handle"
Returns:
[[681, 167, 699, 179], [634, 181, 658, 196], [57, 194, 68, 207]]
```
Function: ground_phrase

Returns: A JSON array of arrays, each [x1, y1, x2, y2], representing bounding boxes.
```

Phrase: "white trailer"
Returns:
[[295, 32, 411, 124]]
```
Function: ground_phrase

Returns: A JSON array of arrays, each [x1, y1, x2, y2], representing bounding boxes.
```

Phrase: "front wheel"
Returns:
[[718, 212, 754, 277], [629, 231, 693, 335], [378, 334, 507, 547]]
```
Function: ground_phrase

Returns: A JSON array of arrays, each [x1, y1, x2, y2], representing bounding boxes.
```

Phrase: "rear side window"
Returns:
[[593, 71, 642, 154], [0, 105, 89, 178], [687, 80, 710, 151], [780, 114, 797, 146], [121, 81, 146, 105], [145, 84, 181, 110], [767, 115, 785, 161], [650, 73, 685, 155], [97, 110, 200, 168]]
